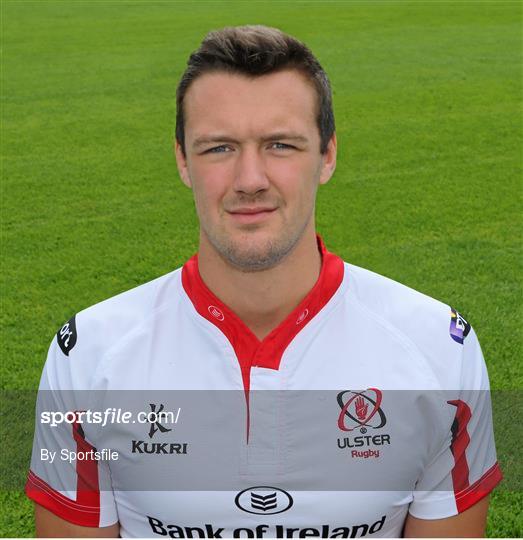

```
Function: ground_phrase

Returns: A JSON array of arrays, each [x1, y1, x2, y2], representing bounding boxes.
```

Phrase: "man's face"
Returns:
[[175, 69, 336, 272]]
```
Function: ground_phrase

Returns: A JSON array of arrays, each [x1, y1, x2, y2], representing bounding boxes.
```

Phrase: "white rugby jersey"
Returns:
[[26, 237, 502, 538]]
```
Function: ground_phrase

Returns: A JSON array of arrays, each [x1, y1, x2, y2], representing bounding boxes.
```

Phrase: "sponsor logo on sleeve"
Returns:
[[449, 308, 471, 344], [56, 315, 77, 356]]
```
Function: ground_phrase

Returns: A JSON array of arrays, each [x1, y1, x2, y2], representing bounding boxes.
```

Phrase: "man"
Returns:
[[27, 26, 502, 537]]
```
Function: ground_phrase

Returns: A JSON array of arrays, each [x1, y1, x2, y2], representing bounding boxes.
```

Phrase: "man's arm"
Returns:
[[403, 496, 489, 538], [27, 324, 119, 533], [35, 504, 120, 538]]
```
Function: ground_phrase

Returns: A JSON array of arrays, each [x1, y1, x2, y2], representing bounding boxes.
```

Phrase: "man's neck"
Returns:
[[197, 229, 322, 341]]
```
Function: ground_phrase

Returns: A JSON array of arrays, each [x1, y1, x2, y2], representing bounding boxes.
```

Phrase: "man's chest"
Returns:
[[87, 305, 451, 537], [89, 372, 446, 537]]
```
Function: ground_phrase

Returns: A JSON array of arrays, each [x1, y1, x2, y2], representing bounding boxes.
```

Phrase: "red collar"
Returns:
[[181, 235, 344, 380]]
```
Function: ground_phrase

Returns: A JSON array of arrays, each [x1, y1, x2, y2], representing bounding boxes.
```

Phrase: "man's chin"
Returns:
[[225, 246, 283, 273], [215, 232, 293, 273]]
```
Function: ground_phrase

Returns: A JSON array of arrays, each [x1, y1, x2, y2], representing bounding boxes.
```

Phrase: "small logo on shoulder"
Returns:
[[449, 308, 471, 344], [57, 316, 77, 356]]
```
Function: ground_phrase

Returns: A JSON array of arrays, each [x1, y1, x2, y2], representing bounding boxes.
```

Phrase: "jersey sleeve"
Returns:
[[408, 322, 503, 520], [25, 317, 118, 528]]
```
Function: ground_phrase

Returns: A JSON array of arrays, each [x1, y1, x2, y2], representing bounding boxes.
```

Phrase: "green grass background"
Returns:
[[1, 0, 521, 536]]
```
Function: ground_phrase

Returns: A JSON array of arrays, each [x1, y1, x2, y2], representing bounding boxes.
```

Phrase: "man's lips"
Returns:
[[227, 207, 277, 215], [226, 207, 277, 224]]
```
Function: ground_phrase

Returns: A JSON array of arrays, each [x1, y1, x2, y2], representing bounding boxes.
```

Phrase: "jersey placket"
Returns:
[[181, 235, 345, 445]]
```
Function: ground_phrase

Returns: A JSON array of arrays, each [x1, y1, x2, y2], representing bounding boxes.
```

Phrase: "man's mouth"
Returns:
[[226, 206, 277, 224], [229, 206, 277, 214]]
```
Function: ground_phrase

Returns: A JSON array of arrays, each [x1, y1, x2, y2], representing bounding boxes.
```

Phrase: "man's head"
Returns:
[[176, 25, 335, 157], [175, 26, 337, 272]]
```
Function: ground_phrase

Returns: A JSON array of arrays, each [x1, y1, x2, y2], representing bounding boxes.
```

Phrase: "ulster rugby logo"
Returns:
[[336, 389, 390, 458], [337, 388, 386, 433]]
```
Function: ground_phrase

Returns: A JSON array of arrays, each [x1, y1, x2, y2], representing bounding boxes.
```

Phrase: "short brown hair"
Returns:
[[175, 25, 335, 155]]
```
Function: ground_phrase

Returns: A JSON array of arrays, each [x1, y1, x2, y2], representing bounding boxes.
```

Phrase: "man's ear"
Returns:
[[319, 133, 337, 185], [174, 139, 192, 188]]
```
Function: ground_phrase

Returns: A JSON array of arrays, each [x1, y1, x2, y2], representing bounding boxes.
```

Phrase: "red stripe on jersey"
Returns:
[[454, 461, 503, 513], [447, 399, 472, 495], [72, 419, 100, 511], [25, 416, 101, 527], [25, 470, 101, 527]]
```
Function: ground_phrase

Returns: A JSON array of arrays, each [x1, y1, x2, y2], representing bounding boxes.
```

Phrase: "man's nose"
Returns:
[[232, 146, 270, 194]]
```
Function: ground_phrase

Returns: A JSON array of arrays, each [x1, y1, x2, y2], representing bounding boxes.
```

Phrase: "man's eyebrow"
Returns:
[[192, 136, 240, 149], [191, 133, 309, 149], [260, 133, 309, 144]]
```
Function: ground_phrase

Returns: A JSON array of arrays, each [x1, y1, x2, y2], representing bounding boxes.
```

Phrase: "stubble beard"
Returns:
[[201, 208, 314, 273]]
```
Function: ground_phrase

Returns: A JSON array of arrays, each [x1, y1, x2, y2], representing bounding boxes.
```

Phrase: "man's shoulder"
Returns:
[[343, 261, 452, 320], [341, 261, 472, 370], [80, 267, 182, 322], [56, 267, 184, 365]]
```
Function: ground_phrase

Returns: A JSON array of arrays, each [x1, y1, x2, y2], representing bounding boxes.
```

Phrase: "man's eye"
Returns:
[[205, 145, 230, 154], [270, 142, 293, 150]]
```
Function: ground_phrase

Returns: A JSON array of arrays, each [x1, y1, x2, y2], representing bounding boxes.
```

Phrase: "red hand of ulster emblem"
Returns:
[[355, 396, 368, 421], [337, 388, 385, 432]]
